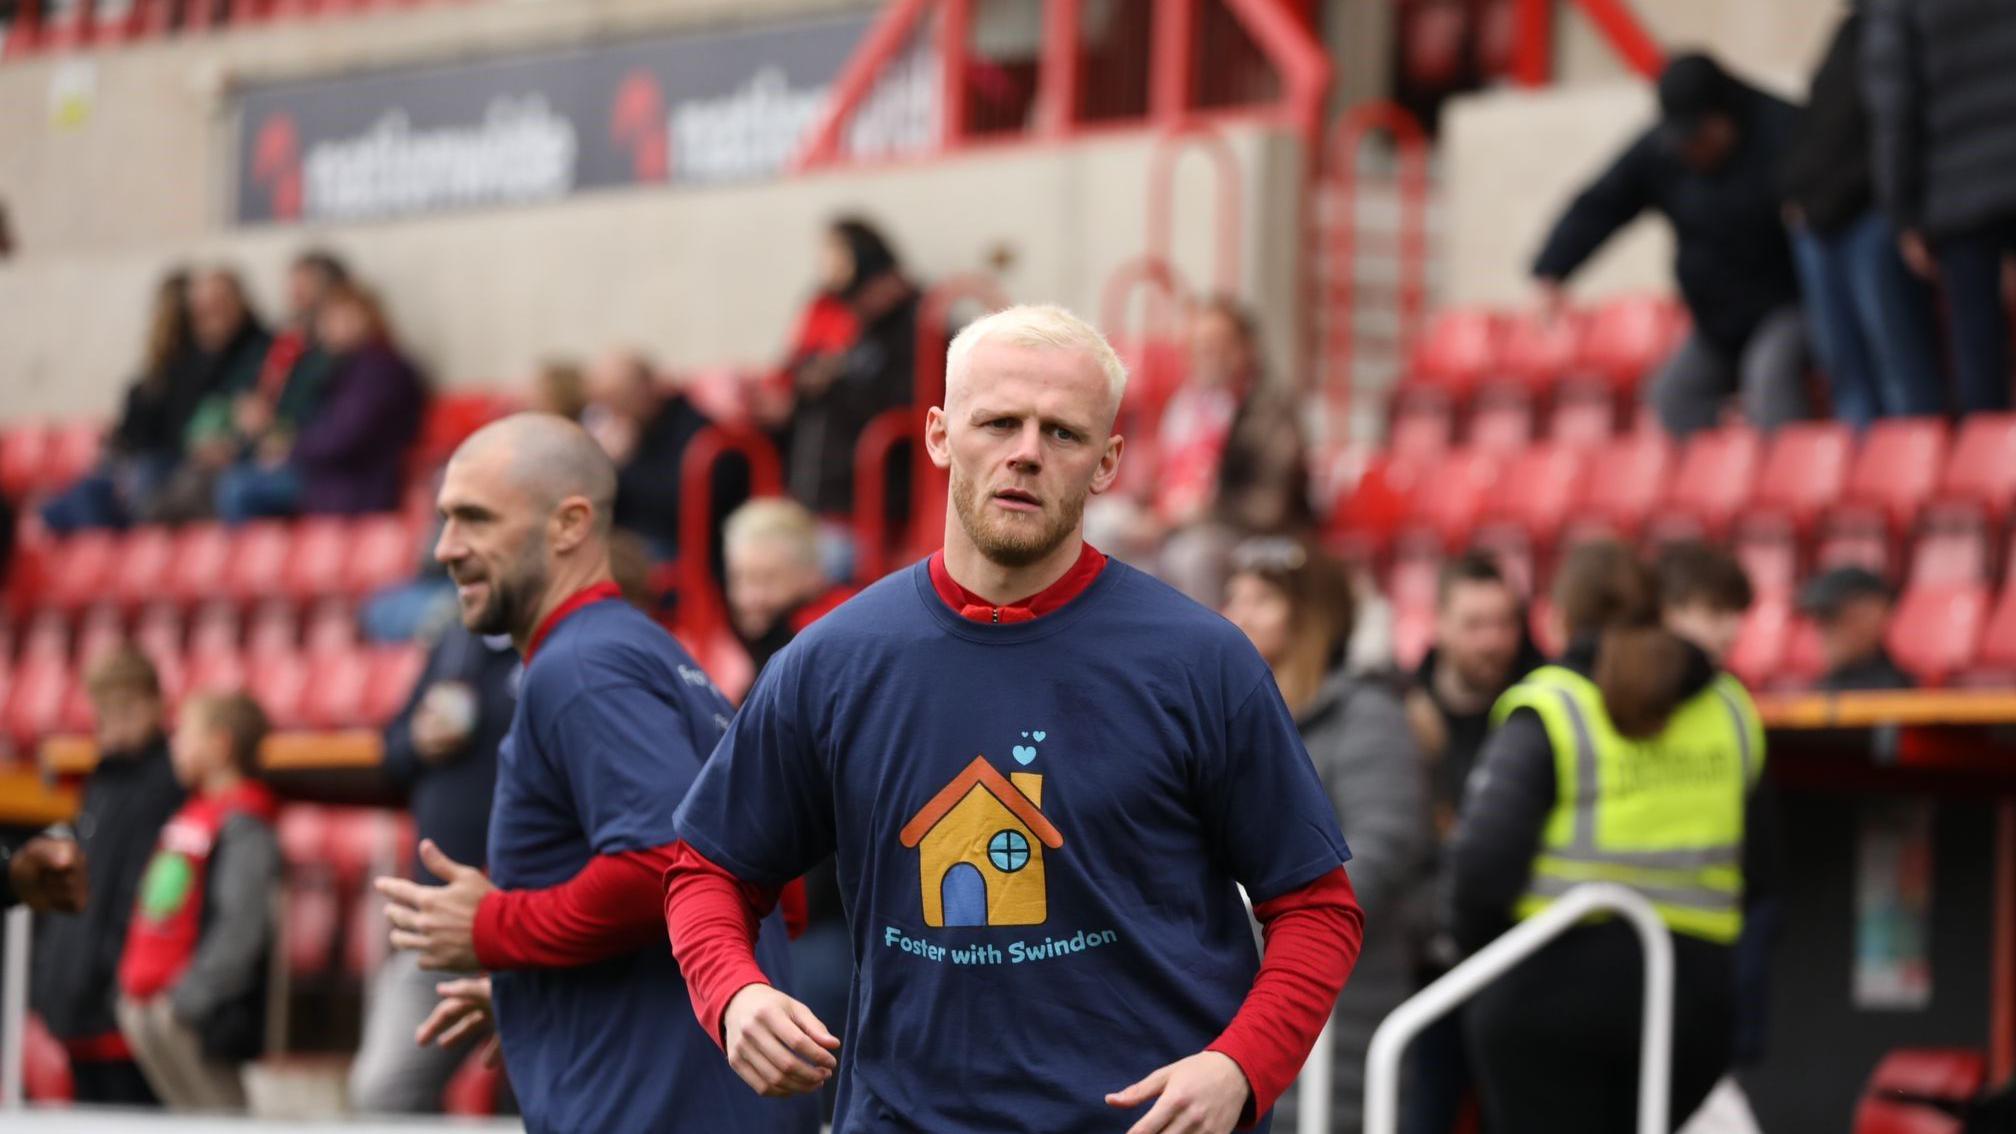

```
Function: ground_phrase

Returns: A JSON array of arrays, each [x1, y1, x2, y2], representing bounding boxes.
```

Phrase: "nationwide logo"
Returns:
[[294, 96, 578, 222], [251, 114, 304, 221]]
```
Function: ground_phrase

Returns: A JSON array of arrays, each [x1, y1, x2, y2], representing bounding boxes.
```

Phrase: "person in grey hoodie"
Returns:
[[1222, 537, 1429, 1134]]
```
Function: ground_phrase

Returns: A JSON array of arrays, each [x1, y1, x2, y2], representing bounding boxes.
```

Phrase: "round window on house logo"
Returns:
[[987, 830, 1031, 873]]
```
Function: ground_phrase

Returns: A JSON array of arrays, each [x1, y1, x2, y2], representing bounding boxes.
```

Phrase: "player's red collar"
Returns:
[[927, 541, 1107, 625], [524, 581, 625, 663]]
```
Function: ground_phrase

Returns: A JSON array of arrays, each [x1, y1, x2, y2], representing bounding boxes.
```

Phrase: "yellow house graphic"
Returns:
[[899, 756, 1065, 928]]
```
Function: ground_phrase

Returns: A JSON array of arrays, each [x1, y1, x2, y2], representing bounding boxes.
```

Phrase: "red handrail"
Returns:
[[1323, 100, 1429, 432], [1513, 0, 1665, 87], [1146, 121, 1244, 299], [792, 0, 936, 169], [850, 408, 916, 585], [1099, 254, 1193, 349], [908, 275, 1011, 549], [676, 426, 784, 643]]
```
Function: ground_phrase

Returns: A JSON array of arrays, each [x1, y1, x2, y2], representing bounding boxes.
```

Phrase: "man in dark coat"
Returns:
[[1865, 0, 2016, 413], [1532, 52, 1809, 437]]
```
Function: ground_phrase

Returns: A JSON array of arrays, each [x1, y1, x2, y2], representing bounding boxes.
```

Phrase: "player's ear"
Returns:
[[924, 407, 952, 471], [1088, 433, 1125, 496], [551, 495, 594, 552]]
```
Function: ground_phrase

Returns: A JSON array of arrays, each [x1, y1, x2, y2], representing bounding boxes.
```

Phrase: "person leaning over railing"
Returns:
[[1448, 540, 1777, 1134]]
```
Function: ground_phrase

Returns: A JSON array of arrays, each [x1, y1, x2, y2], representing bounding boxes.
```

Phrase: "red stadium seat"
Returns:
[[416, 391, 514, 471], [245, 600, 300, 659], [43, 420, 103, 491], [1853, 1049, 1984, 1134], [1577, 295, 1686, 393], [1887, 584, 1989, 688], [278, 806, 332, 868], [0, 423, 53, 500], [1386, 548, 1442, 672], [1571, 431, 1672, 538], [681, 368, 752, 427], [301, 648, 371, 728], [247, 649, 313, 729], [304, 600, 358, 654], [1407, 309, 1504, 400], [40, 531, 120, 612], [284, 875, 341, 980], [1733, 535, 1799, 598], [1749, 422, 1853, 534], [182, 650, 249, 698], [75, 604, 126, 668], [1727, 595, 1792, 690], [1971, 573, 2016, 680], [3, 656, 71, 748], [325, 807, 407, 889], [185, 601, 240, 660], [1497, 309, 1585, 397], [1328, 454, 1419, 553], [164, 523, 236, 606], [107, 526, 176, 609], [1909, 529, 1989, 589], [342, 514, 418, 597], [1404, 448, 1504, 551], [1833, 417, 1948, 536], [22, 1013, 73, 1103], [1935, 412, 2016, 520], [1467, 399, 1534, 454], [283, 517, 353, 601], [1483, 443, 1586, 545], [1659, 425, 1762, 539], [20, 610, 72, 662], [363, 645, 426, 726], [223, 522, 293, 602], [1387, 401, 1454, 470]]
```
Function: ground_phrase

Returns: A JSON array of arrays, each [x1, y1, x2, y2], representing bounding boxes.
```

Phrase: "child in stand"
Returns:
[[116, 691, 281, 1112]]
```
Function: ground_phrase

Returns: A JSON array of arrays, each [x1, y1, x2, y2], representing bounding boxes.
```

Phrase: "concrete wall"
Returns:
[[0, 125, 1306, 417]]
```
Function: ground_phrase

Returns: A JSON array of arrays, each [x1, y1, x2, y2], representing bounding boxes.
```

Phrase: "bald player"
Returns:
[[375, 414, 815, 1134], [666, 306, 1364, 1133]]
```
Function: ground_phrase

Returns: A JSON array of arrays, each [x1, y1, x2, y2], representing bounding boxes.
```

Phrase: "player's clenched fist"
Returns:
[[721, 984, 840, 1098]]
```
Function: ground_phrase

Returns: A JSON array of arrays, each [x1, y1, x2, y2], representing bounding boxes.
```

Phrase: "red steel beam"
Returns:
[[792, 0, 936, 170]]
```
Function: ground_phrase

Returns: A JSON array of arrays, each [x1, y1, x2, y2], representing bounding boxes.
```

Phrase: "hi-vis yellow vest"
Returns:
[[1491, 665, 1764, 945]]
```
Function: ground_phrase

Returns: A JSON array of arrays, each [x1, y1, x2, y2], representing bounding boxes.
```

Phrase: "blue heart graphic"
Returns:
[[1011, 745, 1037, 764], [1021, 731, 1030, 738], [1032, 731, 1047, 742]]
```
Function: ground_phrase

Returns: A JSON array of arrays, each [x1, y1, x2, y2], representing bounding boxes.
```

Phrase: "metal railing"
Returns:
[[1363, 883, 1676, 1134]]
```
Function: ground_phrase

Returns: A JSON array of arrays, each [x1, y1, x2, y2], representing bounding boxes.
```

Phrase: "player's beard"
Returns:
[[949, 464, 1087, 569], [460, 537, 550, 639]]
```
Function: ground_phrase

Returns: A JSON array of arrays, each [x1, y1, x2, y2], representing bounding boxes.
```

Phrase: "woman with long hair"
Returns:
[[1221, 537, 1427, 1134], [1451, 540, 1772, 1132]]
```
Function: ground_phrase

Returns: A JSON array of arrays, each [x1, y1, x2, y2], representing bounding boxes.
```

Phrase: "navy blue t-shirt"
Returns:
[[488, 597, 816, 1134], [676, 559, 1351, 1133]]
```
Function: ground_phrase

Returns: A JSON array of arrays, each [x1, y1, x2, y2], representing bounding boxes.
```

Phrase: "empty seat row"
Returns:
[[1334, 414, 2016, 557], [6, 596, 363, 671], [4, 513, 423, 615], [1403, 295, 1691, 402], [0, 642, 423, 749], [0, 420, 104, 502]]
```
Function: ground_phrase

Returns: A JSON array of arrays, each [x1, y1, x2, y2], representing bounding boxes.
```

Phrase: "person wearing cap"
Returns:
[[1800, 565, 1912, 691], [1532, 52, 1809, 438]]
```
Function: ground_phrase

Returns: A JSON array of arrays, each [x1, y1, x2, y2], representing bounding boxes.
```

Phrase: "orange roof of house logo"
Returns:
[[899, 756, 1064, 848]]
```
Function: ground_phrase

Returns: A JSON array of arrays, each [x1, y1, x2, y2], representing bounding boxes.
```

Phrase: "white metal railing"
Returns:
[[1295, 1014, 1335, 1134], [3, 904, 29, 1109], [1364, 882, 1676, 1134]]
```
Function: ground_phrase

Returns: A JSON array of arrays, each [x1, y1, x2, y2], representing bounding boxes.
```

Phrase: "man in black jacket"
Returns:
[[1865, 0, 2016, 414], [1781, 4, 1945, 427], [1533, 52, 1809, 437], [584, 350, 747, 571], [32, 645, 184, 1106]]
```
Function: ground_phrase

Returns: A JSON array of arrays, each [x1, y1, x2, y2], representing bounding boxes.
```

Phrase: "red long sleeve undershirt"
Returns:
[[662, 842, 1363, 1127], [473, 848, 805, 971]]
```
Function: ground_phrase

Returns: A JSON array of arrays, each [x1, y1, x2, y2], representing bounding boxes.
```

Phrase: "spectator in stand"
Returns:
[[1221, 537, 1427, 1134], [1397, 550, 1542, 1134], [583, 350, 743, 564], [213, 280, 426, 523], [778, 217, 920, 579], [40, 270, 200, 532], [1799, 565, 1913, 690], [1780, 5, 1945, 428], [349, 618, 517, 1114], [529, 359, 589, 423], [1865, 0, 2016, 414], [116, 691, 281, 1113], [33, 646, 185, 1108], [1533, 52, 1809, 437], [140, 268, 274, 523], [723, 498, 853, 675], [1657, 540, 1755, 668], [1158, 302, 1318, 605]]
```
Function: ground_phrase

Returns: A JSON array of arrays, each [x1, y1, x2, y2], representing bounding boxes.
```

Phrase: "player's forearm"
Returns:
[[662, 841, 776, 1047], [1205, 867, 1364, 1129], [472, 848, 674, 971]]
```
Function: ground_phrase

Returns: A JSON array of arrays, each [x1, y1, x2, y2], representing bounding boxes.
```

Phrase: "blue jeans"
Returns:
[[214, 462, 301, 525], [359, 578, 456, 643], [1933, 217, 2016, 414], [39, 453, 177, 533], [1791, 211, 1947, 427]]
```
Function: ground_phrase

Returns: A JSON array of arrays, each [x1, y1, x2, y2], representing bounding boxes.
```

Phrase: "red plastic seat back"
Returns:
[[1408, 449, 1504, 550], [1498, 309, 1585, 396], [1467, 399, 1534, 454], [108, 527, 177, 609], [1937, 412, 2016, 518], [42, 531, 120, 611], [1753, 422, 1852, 530], [1852, 1049, 1983, 1134], [1664, 425, 1762, 536], [0, 423, 54, 499], [1845, 417, 1948, 532], [165, 523, 236, 605], [1407, 309, 1504, 399], [1575, 432, 1672, 536], [1388, 401, 1454, 470], [343, 514, 418, 597], [45, 420, 103, 491], [302, 648, 372, 728], [363, 644, 427, 726], [3, 656, 72, 748], [1887, 584, 1989, 687], [283, 517, 353, 601], [1578, 295, 1686, 392], [224, 522, 293, 603], [246, 649, 313, 730], [1488, 444, 1586, 542]]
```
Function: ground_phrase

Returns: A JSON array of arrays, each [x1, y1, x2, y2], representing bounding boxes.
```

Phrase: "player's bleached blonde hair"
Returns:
[[723, 496, 821, 569], [943, 304, 1129, 421]]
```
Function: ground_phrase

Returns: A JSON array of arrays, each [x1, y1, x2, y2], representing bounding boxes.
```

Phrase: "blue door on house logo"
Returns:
[[941, 862, 987, 926]]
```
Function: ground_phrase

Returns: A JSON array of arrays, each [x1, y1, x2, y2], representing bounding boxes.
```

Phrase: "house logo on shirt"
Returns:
[[899, 756, 1064, 928]]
